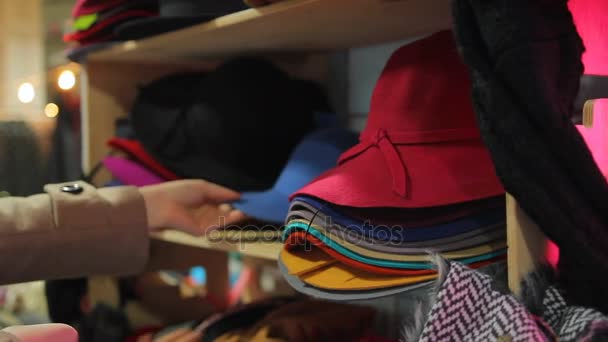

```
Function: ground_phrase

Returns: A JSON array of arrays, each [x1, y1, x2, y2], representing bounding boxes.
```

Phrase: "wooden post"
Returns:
[[506, 194, 548, 295]]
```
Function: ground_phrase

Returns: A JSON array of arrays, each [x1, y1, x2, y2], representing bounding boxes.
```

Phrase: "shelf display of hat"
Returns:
[[130, 57, 331, 191], [279, 30, 507, 300], [115, 0, 248, 40], [64, 0, 158, 62]]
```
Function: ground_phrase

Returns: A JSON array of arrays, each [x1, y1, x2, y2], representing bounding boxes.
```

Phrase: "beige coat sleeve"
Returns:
[[0, 181, 149, 285]]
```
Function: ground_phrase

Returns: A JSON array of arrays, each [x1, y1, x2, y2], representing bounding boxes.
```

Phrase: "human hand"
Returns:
[[139, 180, 247, 235]]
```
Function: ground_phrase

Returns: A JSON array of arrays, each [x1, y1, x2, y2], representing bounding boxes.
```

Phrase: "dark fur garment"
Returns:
[[450, 0, 608, 313]]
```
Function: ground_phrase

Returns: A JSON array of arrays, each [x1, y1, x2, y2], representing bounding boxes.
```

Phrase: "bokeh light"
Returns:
[[17, 83, 35, 103], [58, 70, 76, 90], [44, 103, 59, 118]]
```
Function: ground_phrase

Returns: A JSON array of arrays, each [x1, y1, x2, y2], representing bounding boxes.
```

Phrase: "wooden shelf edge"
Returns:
[[152, 230, 282, 261], [87, 0, 451, 63]]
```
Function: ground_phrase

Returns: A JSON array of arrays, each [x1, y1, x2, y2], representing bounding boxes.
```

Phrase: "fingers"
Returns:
[[166, 205, 248, 236], [144, 180, 241, 206], [199, 207, 248, 234], [222, 208, 248, 227], [183, 180, 241, 203]]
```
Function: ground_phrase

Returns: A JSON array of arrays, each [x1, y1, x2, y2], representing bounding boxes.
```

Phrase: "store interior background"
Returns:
[[0, 0, 411, 327]]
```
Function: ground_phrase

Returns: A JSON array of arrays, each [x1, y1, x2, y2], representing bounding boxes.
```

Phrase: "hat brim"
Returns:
[[293, 142, 504, 208], [280, 247, 436, 290], [284, 223, 507, 262], [289, 195, 504, 228], [288, 200, 507, 252], [281, 246, 506, 291], [287, 196, 505, 243], [232, 189, 290, 224], [115, 15, 217, 40], [285, 231, 437, 276], [278, 255, 432, 301], [284, 224, 507, 269]]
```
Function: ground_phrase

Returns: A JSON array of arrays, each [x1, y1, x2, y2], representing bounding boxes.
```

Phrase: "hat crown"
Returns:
[[366, 31, 478, 137]]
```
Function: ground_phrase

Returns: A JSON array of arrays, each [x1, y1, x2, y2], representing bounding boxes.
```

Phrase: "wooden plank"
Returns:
[[88, 0, 451, 63], [506, 194, 548, 295], [152, 231, 283, 261]]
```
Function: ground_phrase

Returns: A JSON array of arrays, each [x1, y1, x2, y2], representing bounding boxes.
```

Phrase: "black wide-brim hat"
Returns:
[[130, 58, 331, 191], [115, 0, 247, 40]]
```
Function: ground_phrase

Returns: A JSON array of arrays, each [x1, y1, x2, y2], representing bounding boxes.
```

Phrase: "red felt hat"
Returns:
[[292, 31, 504, 208], [72, 0, 126, 18], [569, 0, 608, 75], [107, 137, 180, 181]]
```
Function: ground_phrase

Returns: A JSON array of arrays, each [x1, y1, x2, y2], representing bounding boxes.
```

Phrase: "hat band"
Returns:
[[338, 128, 481, 198], [359, 127, 481, 145]]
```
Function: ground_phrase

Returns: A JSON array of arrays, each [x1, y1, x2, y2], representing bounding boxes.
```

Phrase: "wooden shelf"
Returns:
[[152, 231, 282, 261], [88, 0, 451, 63], [80, 0, 550, 301]]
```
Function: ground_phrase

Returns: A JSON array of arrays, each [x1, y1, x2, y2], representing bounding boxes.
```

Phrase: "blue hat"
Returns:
[[233, 127, 359, 223]]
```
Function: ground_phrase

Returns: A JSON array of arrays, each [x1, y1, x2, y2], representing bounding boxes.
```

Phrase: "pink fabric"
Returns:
[[103, 156, 165, 187], [569, 0, 608, 75], [108, 138, 180, 181]]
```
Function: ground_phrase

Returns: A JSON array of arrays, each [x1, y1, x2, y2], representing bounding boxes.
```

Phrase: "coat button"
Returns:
[[61, 183, 83, 194]]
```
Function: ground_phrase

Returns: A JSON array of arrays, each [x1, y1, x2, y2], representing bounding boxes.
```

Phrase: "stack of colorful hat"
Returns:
[[64, 0, 158, 61], [278, 31, 507, 300]]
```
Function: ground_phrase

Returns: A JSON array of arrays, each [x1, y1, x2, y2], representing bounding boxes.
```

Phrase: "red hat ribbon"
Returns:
[[338, 127, 481, 198]]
